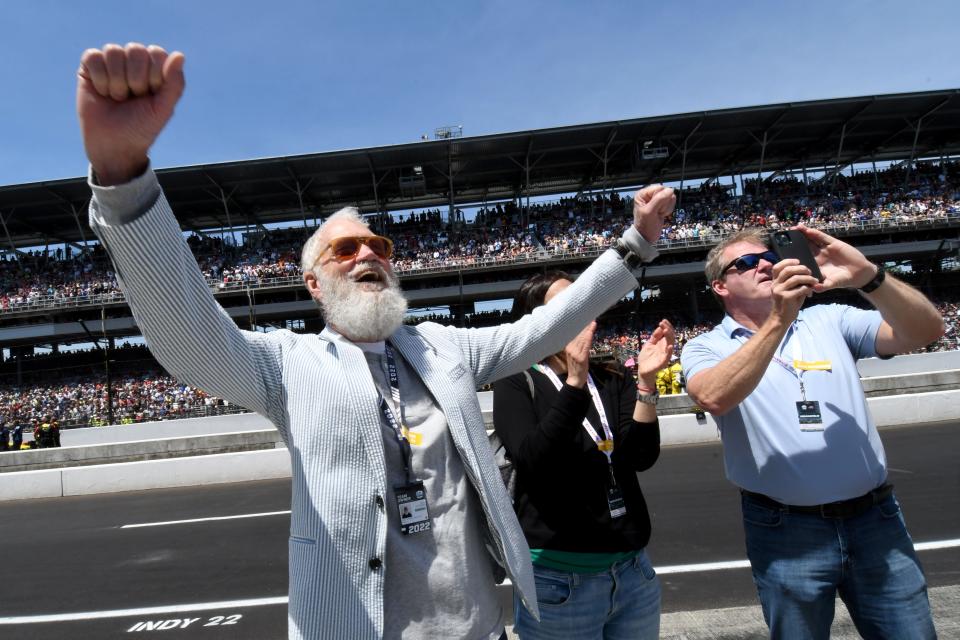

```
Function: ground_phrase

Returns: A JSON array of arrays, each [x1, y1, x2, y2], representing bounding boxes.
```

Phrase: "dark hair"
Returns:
[[511, 271, 571, 320]]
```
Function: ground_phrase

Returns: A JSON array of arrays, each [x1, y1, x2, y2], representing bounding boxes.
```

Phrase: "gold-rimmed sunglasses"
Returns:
[[320, 235, 394, 263]]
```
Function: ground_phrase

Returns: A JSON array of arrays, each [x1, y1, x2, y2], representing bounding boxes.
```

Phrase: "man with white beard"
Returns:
[[78, 43, 675, 640], [301, 209, 410, 343]]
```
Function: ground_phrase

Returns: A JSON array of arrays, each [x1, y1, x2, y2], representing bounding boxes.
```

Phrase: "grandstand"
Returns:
[[0, 89, 958, 429]]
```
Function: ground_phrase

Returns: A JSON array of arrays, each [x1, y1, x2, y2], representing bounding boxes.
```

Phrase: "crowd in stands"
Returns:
[[0, 161, 956, 431], [0, 372, 232, 430], [404, 309, 512, 329], [1, 294, 954, 432], [0, 344, 235, 432], [0, 244, 119, 310], [191, 230, 303, 288], [0, 162, 957, 312], [661, 161, 960, 244]]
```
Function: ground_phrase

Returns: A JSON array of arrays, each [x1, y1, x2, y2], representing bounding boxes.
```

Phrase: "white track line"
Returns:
[[0, 596, 288, 624], [656, 537, 960, 575], [4, 538, 957, 625], [915, 538, 960, 552], [657, 559, 752, 575], [121, 510, 291, 528]]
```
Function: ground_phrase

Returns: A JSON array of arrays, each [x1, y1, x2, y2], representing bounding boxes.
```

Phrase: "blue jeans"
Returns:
[[741, 491, 936, 639], [513, 550, 660, 640]]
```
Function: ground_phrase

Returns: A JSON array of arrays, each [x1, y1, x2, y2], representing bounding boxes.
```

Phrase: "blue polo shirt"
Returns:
[[681, 304, 887, 506]]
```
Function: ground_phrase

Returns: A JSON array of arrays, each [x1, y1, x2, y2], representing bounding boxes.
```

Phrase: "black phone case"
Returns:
[[771, 230, 824, 281]]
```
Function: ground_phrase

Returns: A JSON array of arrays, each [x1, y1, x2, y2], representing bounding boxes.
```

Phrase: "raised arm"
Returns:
[[445, 186, 677, 385], [78, 44, 285, 427], [798, 224, 945, 355]]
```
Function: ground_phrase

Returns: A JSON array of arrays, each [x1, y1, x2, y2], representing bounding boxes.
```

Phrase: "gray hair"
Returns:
[[300, 207, 370, 273]]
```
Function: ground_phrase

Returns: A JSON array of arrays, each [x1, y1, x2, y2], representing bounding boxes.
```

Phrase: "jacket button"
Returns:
[[369, 557, 383, 570], [375, 495, 384, 510]]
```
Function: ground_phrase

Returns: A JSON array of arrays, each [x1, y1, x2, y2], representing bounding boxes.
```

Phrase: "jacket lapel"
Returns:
[[318, 328, 387, 482], [387, 328, 475, 465]]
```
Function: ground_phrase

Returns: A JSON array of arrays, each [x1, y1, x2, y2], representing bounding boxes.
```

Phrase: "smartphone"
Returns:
[[770, 230, 824, 282]]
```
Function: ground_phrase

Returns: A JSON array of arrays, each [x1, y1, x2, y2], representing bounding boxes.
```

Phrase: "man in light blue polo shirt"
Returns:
[[681, 226, 943, 640]]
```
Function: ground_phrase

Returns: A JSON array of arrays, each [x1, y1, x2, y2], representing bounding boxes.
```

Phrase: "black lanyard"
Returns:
[[379, 344, 414, 484]]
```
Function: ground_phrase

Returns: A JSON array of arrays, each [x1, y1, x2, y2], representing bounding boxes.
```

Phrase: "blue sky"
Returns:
[[2, 0, 958, 187]]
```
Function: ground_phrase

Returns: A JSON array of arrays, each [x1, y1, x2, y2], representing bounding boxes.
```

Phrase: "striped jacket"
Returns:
[[89, 177, 640, 639]]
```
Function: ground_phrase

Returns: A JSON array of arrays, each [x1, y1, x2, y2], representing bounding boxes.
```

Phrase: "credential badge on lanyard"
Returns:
[[381, 344, 431, 535], [768, 323, 832, 432], [534, 365, 627, 518]]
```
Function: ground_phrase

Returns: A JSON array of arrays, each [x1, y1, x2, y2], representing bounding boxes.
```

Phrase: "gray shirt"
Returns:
[[356, 338, 503, 639]]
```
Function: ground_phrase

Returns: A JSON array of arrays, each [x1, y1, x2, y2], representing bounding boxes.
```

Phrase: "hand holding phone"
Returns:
[[771, 230, 824, 282]]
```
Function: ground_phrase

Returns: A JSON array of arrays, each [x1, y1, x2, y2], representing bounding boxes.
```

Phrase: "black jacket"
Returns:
[[492, 362, 660, 552]]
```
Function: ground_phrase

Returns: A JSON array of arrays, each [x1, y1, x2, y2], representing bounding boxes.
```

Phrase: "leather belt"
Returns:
[[742, 483, 893, 519]]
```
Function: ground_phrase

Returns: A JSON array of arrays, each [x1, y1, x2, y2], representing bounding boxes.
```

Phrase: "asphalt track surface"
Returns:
[[0, 421, 957, 639]]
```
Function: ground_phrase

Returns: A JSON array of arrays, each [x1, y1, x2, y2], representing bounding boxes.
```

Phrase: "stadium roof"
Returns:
[[1, 88, 959, 249]]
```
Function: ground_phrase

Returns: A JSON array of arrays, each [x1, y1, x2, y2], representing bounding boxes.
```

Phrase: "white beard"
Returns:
[[317, 263, 408, 342]]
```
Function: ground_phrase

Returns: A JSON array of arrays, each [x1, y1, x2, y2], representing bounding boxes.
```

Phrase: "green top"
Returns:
[[530, 548, 639, 573]]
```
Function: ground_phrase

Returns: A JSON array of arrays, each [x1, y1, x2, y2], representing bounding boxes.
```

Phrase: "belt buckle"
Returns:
[[819, 502, 840, 518], [820, 496, 864, 519]]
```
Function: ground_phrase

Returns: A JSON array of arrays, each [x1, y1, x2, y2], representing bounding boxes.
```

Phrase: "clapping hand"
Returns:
[[563, 321, 596, 388], [636, 319, 675, 387]]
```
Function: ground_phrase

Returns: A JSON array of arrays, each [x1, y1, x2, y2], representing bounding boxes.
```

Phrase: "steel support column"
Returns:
[[677, 121, 701, 210], [0, 210, 20, 258], [904, 116, 924, 189], [283, 169, 314, 230], [219, 188, 234, 246], [755, 131, 768, 198], [679, 138, 688, 210], [102, 306, 113, 426], [247, 285, 257, 331], [69, 202, 91, 255], [297, 179, 309, 229], [832, 123, 847, 188], [525, 154, 531, 228], [449, 146, 456, 223], [369, 172, 382, 223], [738, 172, 747, 214]]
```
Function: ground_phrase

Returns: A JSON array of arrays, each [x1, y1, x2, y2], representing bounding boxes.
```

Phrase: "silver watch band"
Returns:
[[636, 391, 659, 406]]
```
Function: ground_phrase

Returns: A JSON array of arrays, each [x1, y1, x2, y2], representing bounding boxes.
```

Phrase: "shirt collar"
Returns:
[[721, 312, 806, 339], [321, 326, 386, 354], [721, 315, 751, 338]]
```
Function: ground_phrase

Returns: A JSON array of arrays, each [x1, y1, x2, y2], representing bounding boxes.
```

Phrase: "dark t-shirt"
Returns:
[[492, 363, 660, 552]]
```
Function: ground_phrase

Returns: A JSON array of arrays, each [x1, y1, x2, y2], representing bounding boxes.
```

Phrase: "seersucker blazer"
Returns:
[[90, 178, 640, 639]]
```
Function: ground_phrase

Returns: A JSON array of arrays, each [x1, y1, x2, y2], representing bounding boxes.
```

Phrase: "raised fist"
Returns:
[[77, 43, 185, 185]]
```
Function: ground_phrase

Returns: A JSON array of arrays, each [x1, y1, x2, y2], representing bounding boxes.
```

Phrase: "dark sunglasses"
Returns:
[[721, 250, 778, 275], [320, 235, 394, 263]]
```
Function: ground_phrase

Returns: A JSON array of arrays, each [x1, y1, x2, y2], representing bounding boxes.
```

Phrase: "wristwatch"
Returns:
[[613, 239, 644, 270], [858, 263, 886, 293], [636, 389, 660, 406]]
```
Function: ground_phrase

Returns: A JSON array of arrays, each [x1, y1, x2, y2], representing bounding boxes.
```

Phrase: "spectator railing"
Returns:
[[5, 294, 955, 429], [56, 402, 250, 430], [0, 210, 957, 316]]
